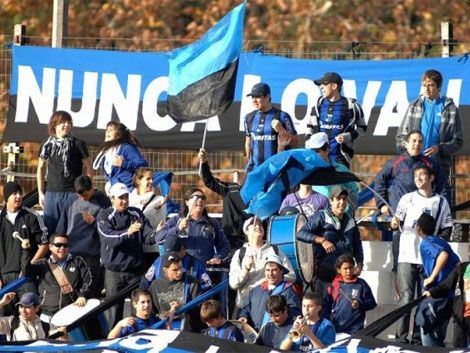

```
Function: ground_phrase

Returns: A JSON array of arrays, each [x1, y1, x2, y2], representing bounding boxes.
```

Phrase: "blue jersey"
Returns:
[[309, 96, 365, 164], [291, 318, 336, 351], [203, 321, 244, 342], [244, 107, 297, 169], [119, 316, 160, 337]]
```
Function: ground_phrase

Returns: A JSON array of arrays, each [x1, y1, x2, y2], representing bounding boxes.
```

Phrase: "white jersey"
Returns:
[[395, 191, 452, 264]]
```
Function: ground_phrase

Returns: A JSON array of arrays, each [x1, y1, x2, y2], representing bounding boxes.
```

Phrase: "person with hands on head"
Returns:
[[107, 288, 159, 339], [22, 233, 92, 326], [97, 182, 156, 329], [156, 187, 230, 266], [37, 111, 92, 235], [296, 186, 364, 297], [280, 292, 336, 351]]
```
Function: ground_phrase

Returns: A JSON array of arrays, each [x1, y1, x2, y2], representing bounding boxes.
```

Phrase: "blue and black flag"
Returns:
[[167, 2, 246, 123]]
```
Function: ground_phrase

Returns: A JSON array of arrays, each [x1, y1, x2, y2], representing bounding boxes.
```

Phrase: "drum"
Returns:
[[51, 298, 108, 341], [267, 214, 315, 285]]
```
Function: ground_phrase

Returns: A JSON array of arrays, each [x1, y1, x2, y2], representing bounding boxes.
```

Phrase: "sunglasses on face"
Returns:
[[190, 194, 207, 200], [53, 243, 69, 248]]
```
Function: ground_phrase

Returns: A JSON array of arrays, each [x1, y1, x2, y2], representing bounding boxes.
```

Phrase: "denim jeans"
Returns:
[[421, 321, 448, 347], [396, 262, 423, 343]]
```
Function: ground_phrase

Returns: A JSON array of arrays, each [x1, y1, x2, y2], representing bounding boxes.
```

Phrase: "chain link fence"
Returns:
[[0, 36, 468, 224]]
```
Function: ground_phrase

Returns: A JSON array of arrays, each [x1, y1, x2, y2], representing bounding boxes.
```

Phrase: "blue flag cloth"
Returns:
[[167, 2, 246, 122], [152, 171, 173, 197], [241, 149, 329, 219]]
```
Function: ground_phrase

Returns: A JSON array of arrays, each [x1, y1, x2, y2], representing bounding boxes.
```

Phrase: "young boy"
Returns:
[[200, 299, 243, 342], [280, 292, 336, 351], [417, 213, 460, 347], [256, 295, 295, 349], [148, 252, 200, 332], [323, 254, 376, 334], [107, 288, 159, 338]]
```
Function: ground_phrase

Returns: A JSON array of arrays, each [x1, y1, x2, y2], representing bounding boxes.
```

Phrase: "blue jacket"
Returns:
[[323, 275, 377, 334], [98, 143, 148, 190], [296, 209, 363, 282], [238, 280, 301, 331], [142, 253, 212, 290], [374, 151, 448, 211], [156, 215, 230, 264], [119, 316, 160, 337], [97, 206, 155, 273]]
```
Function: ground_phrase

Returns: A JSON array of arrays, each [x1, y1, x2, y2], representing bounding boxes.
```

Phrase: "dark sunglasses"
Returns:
[[191, 194, 207, 200], [53, 242, 69, 248]]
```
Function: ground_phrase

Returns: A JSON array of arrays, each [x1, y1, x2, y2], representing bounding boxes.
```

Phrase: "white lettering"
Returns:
[[281, 78, 319, 134], [374, 81, 409, 136], [142, 76, 177, 131], [97, 73, 141, 130], [16, 66, 55, 123], [446, 79, 462, 106], [56, 69, 98, 127], [342, 79, 357, 99], [360, 81, 382, 124]]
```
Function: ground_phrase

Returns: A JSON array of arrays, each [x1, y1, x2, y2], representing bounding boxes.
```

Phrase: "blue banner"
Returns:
[[5, 47, 469, 154]]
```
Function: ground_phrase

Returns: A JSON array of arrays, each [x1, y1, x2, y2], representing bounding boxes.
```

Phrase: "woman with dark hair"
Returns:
[[37, 111, 92, 234], [92, 121, 148, 191], [156, 187, 230, 265]]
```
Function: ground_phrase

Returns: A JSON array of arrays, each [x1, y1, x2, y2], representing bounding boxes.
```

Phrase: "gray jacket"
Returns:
[[396, 95, 463, 171]]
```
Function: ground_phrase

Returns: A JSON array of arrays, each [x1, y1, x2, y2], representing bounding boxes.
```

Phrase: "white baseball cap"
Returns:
[[305, 132, 329, 149], [109, 183, 129, 197]]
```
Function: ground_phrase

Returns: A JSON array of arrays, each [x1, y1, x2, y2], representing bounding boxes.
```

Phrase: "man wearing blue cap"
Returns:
[[244, 82, 299, 173], [307, 72, 367, 168], [0, 292, 48, 340]]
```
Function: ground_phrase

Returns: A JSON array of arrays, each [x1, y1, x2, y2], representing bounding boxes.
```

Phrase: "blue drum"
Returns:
[[267, 214, 312, 282]]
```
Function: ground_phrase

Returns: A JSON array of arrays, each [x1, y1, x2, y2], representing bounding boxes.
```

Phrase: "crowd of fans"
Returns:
[[0, 68, 465, 350]]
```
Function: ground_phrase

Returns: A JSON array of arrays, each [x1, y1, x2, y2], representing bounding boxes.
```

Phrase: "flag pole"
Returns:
[[198, 120, 209, 176]]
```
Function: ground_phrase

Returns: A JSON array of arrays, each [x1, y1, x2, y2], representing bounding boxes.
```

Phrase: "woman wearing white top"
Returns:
[[129, 167, 167, 229]]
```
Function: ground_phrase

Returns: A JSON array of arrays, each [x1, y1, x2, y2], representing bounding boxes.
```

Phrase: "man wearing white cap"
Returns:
[[97, 182, 156, 329], [306, 72, 366, 168], [238, 252, 300, 331], [305, 132, 359, 216], [229, 217, 296, 317]]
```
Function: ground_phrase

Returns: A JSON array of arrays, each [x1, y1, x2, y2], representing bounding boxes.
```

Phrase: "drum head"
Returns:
[[51, 298, 100, 327], [294, 215, 315, 284]]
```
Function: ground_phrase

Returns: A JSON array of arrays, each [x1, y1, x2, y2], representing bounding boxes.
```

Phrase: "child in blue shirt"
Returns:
[[200, 300, 243, 342], [323, 254, 377, 334]]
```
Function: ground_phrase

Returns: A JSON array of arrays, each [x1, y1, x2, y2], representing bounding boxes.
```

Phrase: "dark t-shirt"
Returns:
[[40, 137, 89, 192]]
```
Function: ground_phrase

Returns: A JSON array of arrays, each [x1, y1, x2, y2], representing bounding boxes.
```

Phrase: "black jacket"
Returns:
[[429, 261, 468, 326], [0, 207, 48, 275], [97, 206, 155, 273], [200, 162, 249, 239], [22, 250, 92, 316]]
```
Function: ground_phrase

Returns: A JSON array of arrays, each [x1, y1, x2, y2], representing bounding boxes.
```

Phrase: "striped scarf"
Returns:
[[39, 135, 73, 177]]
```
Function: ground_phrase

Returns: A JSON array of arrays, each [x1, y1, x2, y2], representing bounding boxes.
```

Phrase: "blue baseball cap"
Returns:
[[16, 292, 39, 307], [247, 83, 271, 97]]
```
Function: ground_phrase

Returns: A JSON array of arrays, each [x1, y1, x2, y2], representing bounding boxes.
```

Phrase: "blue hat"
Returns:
[[314, 72, 343, 87], [164, 236, 184, 252], [247, 83, 271, 97], [16, 292, 39, 307]]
